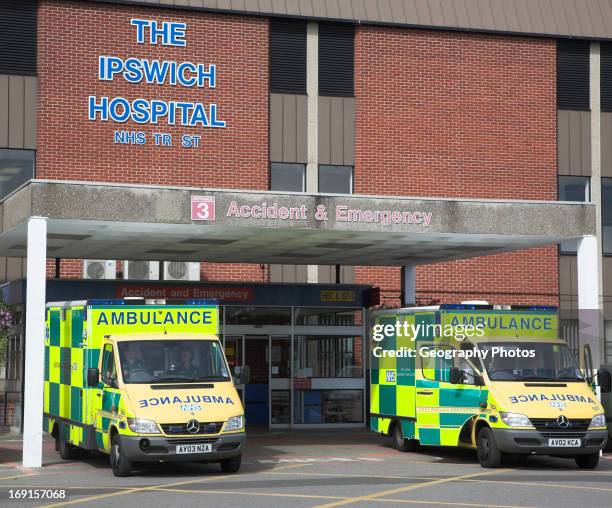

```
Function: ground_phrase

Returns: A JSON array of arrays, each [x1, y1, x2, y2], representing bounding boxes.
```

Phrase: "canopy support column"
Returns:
[[577, 235, 603, 368], [22, 216, 47, 468]]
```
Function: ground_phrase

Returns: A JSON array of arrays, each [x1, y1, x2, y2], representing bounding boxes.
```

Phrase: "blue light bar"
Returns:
[[440, 304, 492, 310], [88, 299, 127, 305], [87, 298, 218, 306]]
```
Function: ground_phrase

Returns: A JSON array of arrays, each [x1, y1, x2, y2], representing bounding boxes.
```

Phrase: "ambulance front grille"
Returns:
[[530, 418, 591, 434], [161, 422, 224, 435]]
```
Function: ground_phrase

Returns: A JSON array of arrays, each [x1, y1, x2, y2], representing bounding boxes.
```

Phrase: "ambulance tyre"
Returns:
[[476, 426, 502, 468], [220, 453, 242, 473], [392, 421, 417, 452], [110, 434, 132, 477], [58, 425, 78, 460], [575, 453, 599, 469]]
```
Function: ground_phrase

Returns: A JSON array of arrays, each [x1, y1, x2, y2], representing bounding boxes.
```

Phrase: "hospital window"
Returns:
[[293, 308, 359, 326], [293, 336, 363, 378], [270, 19, 307, 94], [601, 42, 612, 112], [293, 389, 363, 424], [318, 23, 354, 97], [557, 40, 590, 110], [0, 149, 35, 201], [270, 163, 306, 192], [224, 306, 291, 326], [318, 165, 353, 194], [558, 176, 590, 254], [603, 178, 612, 255]]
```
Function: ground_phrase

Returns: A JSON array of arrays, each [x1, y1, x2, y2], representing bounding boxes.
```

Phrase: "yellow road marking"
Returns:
[[462, 477, 612, 493], [156, 487, 532, 508], [156, 487, 344, 500], [41, 462, 310, 507], [312, 469, 509, 508], [378, 499, 532, 508], [267, 470, 439, 481], [0, 473, 38, 481]]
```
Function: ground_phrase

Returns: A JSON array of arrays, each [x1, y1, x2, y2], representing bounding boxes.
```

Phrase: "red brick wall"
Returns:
[[45, 259, 267, 283], [38, 1, 270, 284], [37, 0, 269, 189], [354, 26, 558, 307]]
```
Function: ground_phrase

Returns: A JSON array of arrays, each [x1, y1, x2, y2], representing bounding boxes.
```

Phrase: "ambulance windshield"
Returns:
[[478, 342, 584, 382], [118, 340, 230, 384]]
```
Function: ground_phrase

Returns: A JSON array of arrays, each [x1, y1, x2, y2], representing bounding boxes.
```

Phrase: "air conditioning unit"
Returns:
[[124, 261, 160, 280], [163, 261, 200, 281], [83, 260, 116, 280]]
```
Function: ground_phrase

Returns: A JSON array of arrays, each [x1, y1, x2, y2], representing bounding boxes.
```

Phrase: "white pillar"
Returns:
[[403, 266, 416, 306], [577, 235, 603, 367], [306, 21, 319, 284], [22, 217, 47, 468]]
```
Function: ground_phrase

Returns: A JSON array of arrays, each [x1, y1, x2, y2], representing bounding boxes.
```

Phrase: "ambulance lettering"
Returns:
[[509, 393, 596, 404], [138, 394, 234, 408], [96, 310, 213, 326]]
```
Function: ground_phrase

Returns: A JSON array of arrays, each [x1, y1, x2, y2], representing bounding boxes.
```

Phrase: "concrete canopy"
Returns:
[[0, 180, 596, 266]]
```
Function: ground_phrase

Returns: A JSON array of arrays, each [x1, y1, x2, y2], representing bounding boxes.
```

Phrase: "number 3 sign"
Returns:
[[191, 196, 216, 221]]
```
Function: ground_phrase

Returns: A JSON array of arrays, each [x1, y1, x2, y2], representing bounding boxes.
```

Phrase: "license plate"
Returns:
[[176, 444, 212, 454], [548, 438, 581, 447]]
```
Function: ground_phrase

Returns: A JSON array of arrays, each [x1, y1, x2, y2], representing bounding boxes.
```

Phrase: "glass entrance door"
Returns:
[[244, 336, 269, 427], [270, 336, 291, 427], [223, 335, 244, 403]]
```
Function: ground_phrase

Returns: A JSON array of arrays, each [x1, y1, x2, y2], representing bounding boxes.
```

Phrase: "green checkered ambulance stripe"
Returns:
[[415, 383, 488, 446], [370, 313, 436, 430], [44, 305, 91, 448]]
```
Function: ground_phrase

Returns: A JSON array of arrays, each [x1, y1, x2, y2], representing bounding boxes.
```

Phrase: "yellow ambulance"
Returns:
[[370, 304, 611, 468], [44, 299, 245, 477]]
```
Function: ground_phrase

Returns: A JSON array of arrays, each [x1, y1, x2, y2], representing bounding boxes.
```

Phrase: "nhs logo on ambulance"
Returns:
[[385, 370, 396, 383]]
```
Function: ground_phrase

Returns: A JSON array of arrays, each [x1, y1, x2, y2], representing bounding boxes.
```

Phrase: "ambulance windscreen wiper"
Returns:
[[195, 375, 231, 381]]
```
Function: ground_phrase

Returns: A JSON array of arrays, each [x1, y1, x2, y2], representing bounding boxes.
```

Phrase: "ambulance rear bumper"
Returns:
[[121, 432, 246, 462], [492, 428, 607, 455]]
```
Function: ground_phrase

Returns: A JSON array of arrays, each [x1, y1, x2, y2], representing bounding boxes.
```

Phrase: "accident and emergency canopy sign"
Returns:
[[89, 304, 219, 336]]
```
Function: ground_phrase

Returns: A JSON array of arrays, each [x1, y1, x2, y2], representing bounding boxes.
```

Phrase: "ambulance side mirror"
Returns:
[[87, 368, 100, 388], [597, 368, 612, 393], [449, 367, 462, 384]]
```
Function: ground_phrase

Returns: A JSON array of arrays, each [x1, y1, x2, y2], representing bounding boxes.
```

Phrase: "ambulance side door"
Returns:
[[94, 343, 121, 451], [416, 344, 483, 447]]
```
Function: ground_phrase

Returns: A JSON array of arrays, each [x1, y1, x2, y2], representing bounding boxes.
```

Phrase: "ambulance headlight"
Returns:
[[127, 418, 160, 434], [500, 412, 534, 428], [589, 414, 606, 429], [225, 415, 244, 431]]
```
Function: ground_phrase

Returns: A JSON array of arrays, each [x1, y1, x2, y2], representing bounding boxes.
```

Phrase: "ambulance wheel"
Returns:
[[476, 427, 502, 468], [220, 453, 242, 473], [110, 434, 132, 477], [58, 426, 78, 460], [392, 422, 417, 452], [575, 453, 599, 469]]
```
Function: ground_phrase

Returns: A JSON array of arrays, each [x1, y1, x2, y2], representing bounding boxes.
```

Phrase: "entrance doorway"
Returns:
[[223, 335, 291, 429]]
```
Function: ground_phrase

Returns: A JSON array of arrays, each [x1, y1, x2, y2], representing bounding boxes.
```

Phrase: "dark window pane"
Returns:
[[557, 40, 590, 110], [270, 19, 307, 94], [225, 306, 291, 325], [294, 336, 363, 378], [558, 176, 590, 254], [0, 0, 36, 75], [603, 178, 612, 254], [318, 165, 353, 194], [558, 176, 589, 202], [319, 23, 354, 97], [0, 149, 35, 200], [602, 43, 612, 112], [271, 163, 305, 192], [293, 390, 363, 424]]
